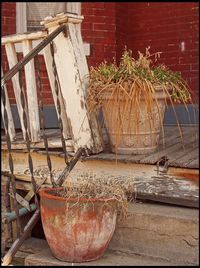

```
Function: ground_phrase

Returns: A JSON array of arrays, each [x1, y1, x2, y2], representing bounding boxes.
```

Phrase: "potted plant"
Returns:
[[39, 174, 133, 263], [86, 47, 192, 155]]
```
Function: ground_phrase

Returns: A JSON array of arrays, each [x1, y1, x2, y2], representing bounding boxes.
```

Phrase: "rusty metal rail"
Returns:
[[1, 22, 75, 266], [1, 147, 85, 266]]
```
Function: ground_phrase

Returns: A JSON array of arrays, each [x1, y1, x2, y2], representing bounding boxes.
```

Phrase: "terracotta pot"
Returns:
[[102, 86, 168, 155], [39, 187, 117, 262]]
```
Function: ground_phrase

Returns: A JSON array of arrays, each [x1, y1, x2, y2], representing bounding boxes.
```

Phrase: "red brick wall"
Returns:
[[1, 2, 199, 104], [1, 2, 16, 35], [116, 3, 129, 62], [1, 2, 16, 104], [116, 2, 199, 102], [81, 2, 116, 67]]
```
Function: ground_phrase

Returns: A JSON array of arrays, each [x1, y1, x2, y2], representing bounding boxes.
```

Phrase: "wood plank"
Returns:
[[67, 22, 103, 153], [133, 175, 198, 208], [15, 193, 31, 211], [8, 180, 200, 209], [22, 40, 40, 142], [1, 129, 74, 151], [187, 159, 199, 169], [88, 152, 145, 164], [43, 15, 103, 153], [159, 126, 195, 146], [2, 31, 47, 45], [1, 138, 74, 151], [41, 13, 84, 27], [170, 148, 199, 168], [67, 22, 89, 86], [2, 147, 198, 208], [43, 44, 71, 139], [23, 177, 48, 203], [1, 67, 16, 141], [13, 173, 199, 209], [5, 43, 28, 139], [15, 181, 33, 191], [1, 172, 49, 188], [139, 129, 198, 165]]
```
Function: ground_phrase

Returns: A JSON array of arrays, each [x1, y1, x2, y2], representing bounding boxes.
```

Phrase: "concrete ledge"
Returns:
[[109, 202, 199, 265], [25, 247, 180, 266], [9, 202, 199, 266]]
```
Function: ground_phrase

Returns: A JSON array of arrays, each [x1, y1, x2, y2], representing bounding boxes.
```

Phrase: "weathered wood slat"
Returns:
[[42, 15, 103, 153], [43, 44, 71, 140], [170, 148, 199, 168], [2, 31, 47, 45], [67, 22, 103, 152], [1, 67, 16, 141], [2, 143, 198, 208], [5, 43, 28, 139], [140, 128, 198, 164], [133, 175, 198, 208], [67, 23, 89, 86], [88, 152, 145, 163], [186, 159, 199, 169], [22, 40, 40, 142], [1, 129, 74, 151], [3, 168, 199, 209], [159, 126, 195, 146], [1, 138, 74, 151], [23, 177, 48, 204]]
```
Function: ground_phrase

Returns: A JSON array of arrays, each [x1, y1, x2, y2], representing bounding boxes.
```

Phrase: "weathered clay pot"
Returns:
[[39, 187, 117, 263], [102, 86, 168, 155]]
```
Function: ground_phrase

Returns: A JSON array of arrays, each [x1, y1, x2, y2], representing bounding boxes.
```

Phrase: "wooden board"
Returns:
[[22, 40, 40, 142], [67, 22, 103, 153], [5, 43, 28, 139], [133, 175, 198, 208], [42, 14, 103, 153], [1, 129, 74, 151], [43, 44, 71, 139], [170, 148, 199, 168], [90, 126, 199, 169], [1, 126, 198, 168], [1, 149, 199, 208]]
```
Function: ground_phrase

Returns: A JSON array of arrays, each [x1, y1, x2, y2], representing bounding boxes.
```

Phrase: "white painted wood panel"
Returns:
[[43, 44, 71, 139], [67, 22, 103, 152], [22, 40, 40, 142], [43, 14, 102, 153], [5, 43, 27, 140]]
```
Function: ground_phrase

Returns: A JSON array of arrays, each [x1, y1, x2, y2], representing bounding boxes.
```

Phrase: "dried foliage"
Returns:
[[54, 172, 135, 219], [86, 47, 194, 151], [87, 47, 191, 107]]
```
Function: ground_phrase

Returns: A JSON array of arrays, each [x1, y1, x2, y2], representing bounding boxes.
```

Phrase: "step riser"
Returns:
[[109, 210, 199, 265]]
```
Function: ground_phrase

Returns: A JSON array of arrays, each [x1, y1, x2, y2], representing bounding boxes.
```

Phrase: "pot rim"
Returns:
[[39, 187, 118, 203]]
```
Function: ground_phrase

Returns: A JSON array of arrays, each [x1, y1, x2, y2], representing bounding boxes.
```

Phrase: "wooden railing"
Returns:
[[1, 27, 71, 143], [1, 13, 103, 153]]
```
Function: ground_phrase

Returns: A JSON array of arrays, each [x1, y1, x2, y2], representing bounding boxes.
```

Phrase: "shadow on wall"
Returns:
[[1, 103, 199, 130], [164, 104, 199, 125]]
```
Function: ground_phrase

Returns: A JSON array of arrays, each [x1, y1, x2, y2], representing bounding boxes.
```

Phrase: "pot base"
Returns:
[[53, 252, 105, 263], [111, 145, 158, 155]]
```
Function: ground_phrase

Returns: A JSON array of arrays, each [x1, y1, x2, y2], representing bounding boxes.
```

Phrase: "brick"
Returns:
[[93, 23, 106, 31], [1, 2, 199, 104]]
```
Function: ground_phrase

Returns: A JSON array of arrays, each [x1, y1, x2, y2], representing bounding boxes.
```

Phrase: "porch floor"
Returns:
[[2, 125, 199, 169], [1, 125, 199, 208]]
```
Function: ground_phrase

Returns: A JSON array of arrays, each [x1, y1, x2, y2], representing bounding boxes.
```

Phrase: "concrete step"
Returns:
[[24, 246, 180, 266], [109, 201, 199, 265], [10, 201, 199, 266], [10, 238, 180, 266]]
